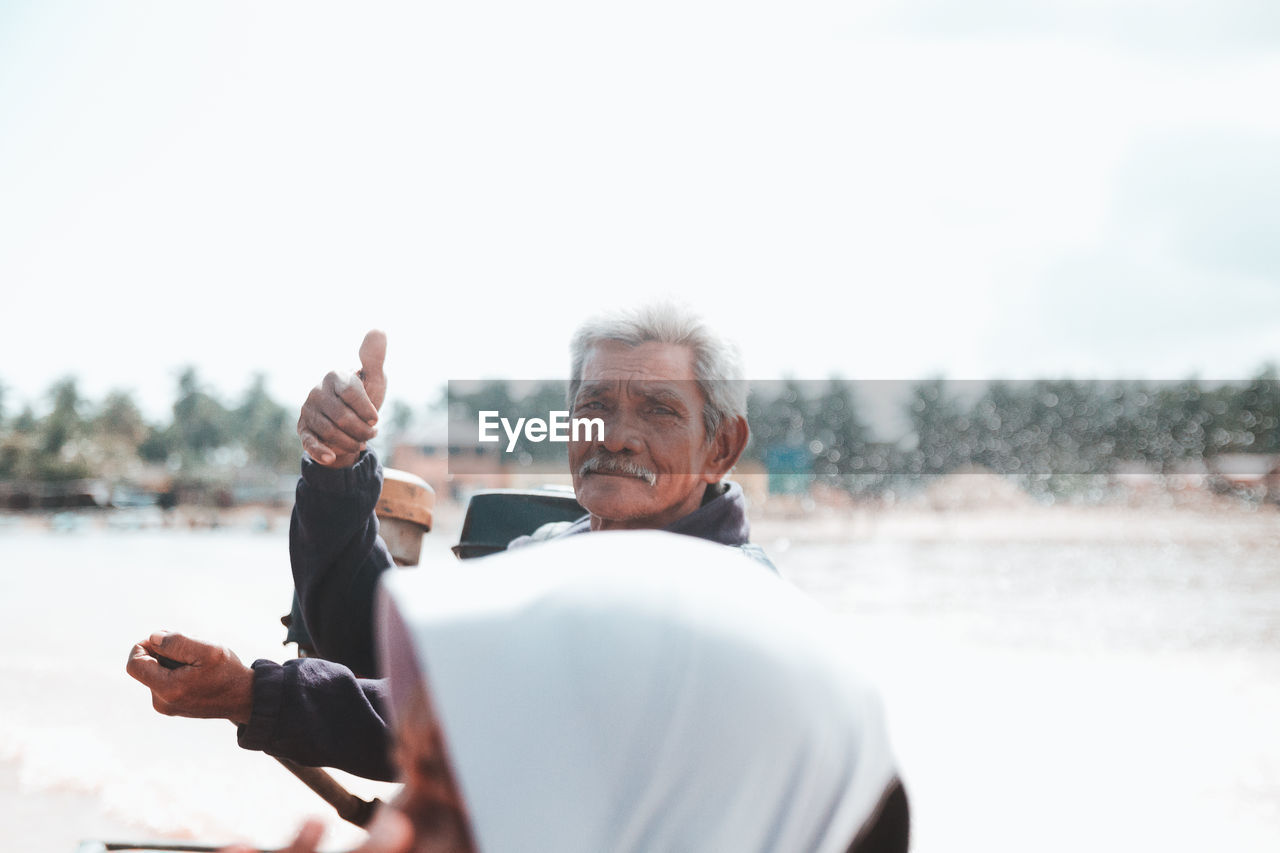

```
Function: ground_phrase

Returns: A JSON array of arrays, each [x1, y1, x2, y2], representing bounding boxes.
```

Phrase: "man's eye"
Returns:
[[649, 406, 677, 416], [578, 400, 606, 411]]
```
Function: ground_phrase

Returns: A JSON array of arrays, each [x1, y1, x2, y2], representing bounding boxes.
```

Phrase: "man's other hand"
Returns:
[[297, 330, 388, 469], [126, 631, 255, 726]]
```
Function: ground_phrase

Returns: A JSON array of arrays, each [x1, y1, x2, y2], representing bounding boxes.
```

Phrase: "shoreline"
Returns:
[[3, 498, 1276, 547], [750, 502, 1280, 546]]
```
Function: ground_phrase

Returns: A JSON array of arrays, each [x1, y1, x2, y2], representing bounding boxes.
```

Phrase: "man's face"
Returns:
[[568, 340, 727, 531]]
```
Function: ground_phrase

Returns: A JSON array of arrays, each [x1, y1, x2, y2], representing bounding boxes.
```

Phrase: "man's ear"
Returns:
[[703, 416, 749, 482]]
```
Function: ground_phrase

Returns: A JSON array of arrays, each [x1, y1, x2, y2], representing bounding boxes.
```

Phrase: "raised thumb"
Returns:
[[358, 329, 388, 411]]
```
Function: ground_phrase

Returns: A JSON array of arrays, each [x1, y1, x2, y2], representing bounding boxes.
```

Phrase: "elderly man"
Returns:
[[128, 304, 771, 781]]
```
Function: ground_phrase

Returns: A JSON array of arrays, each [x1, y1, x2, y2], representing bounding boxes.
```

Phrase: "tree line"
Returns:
[[0, 368, 296, 485], [747, 373, 1279, 498]]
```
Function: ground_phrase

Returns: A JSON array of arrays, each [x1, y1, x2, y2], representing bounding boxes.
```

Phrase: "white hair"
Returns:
[[568, 303, 747, 439]]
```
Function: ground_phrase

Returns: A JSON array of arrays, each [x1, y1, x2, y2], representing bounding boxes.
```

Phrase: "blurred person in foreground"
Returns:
[[129, 304, 775, 781], [228, 532, 909, 853]]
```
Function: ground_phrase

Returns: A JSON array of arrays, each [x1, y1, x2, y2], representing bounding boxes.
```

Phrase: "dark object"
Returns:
[[846, 778, 910, 853], [274, 756, 381, 827], [451, 488, 585, 559], [153, 652, 184, 671]]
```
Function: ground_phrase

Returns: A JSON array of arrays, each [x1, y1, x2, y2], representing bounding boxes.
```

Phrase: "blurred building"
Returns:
[[389, 425, 571, 503]]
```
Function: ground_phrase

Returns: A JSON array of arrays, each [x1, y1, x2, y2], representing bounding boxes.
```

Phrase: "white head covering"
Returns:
[[377, 530, 901, 853]]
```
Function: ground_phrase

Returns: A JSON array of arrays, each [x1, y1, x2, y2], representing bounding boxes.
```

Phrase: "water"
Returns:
[[2, 513, 1279, 851], [778, 533, 1280, 853], [0, 524, 402, 851]]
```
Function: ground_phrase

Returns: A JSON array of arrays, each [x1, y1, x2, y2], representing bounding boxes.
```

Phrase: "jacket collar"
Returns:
[[566, 480, 752, 546]]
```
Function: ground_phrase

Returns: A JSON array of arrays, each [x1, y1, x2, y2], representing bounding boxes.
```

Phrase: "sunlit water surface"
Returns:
[[2, 520, 1278, 851]]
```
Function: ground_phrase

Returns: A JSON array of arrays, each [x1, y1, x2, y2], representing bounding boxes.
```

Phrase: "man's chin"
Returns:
[[576, 474, 657, 521]]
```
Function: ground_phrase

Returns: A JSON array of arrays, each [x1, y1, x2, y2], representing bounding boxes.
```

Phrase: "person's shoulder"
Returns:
[[528, 519, 579, 541], [508, 515, 591, 550]]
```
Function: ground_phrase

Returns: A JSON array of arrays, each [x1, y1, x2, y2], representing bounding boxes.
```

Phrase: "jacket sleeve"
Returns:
[[289, 449, 393, 677], [237, 658, 397, 782]]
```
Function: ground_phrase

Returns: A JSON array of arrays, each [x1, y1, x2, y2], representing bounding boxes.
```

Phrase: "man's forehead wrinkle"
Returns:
[[635, 383, 694, 405], [577, 381, 610, 397], [576, 377, 701, 405]]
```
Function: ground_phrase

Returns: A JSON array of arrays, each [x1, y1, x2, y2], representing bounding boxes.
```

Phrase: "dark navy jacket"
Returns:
[[237, 450, 771, 781]]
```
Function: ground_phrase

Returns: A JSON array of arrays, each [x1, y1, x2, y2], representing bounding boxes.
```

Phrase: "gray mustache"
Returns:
[[579, 455, 657, 486]]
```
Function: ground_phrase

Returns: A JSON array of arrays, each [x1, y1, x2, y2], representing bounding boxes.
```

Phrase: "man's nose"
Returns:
[[600, 413, 644, 454]]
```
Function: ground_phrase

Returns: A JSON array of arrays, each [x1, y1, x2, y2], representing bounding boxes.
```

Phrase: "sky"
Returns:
[[1, 0, 1277, 422]]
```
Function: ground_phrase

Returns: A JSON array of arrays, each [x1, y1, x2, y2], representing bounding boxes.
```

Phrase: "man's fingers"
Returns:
[[318, 374, 379, 433], [145, 630, 221, 667], [126, 643, 167, 687], [127, 643, 184, 709], [321, 377, 379, 436], [299, 405, 370, 454], [145, 630, 195, 664], [298, 429, 337, 465], [334, 373, 380, 427], [357, 330, 388, 413], [294, 332, 386, 469]]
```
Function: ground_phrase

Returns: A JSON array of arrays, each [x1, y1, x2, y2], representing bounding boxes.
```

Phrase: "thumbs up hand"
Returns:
[[297, 330, 388, 468], [357, 329, 388, 412]]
